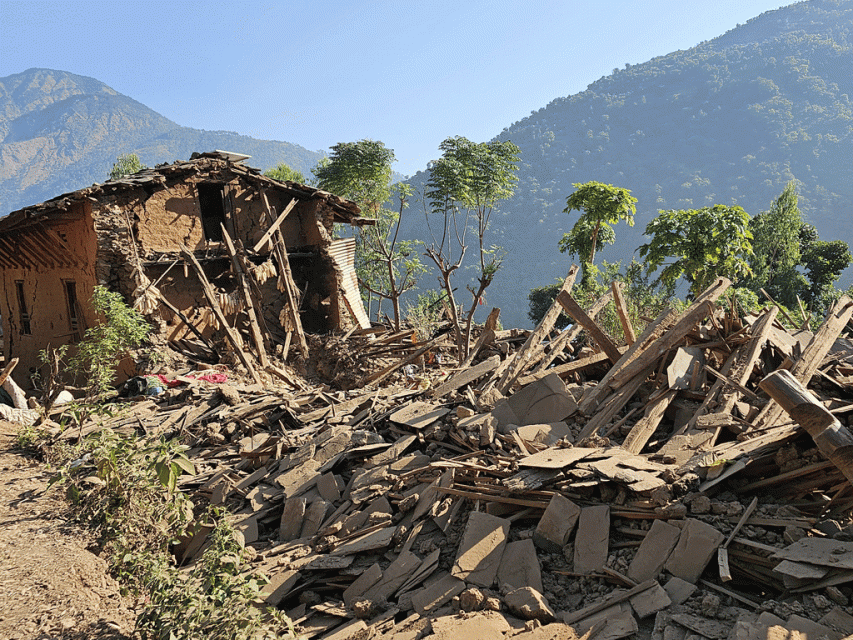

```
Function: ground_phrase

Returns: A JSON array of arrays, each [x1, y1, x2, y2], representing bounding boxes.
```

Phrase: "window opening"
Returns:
[[197, 183, 226, 242], [15, 281, 31, 335], [64, 280, 81, 342]]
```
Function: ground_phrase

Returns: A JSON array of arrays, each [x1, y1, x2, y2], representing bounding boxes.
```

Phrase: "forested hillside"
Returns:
[[400, 0, 853, 328], [0, 69, 324, 214]]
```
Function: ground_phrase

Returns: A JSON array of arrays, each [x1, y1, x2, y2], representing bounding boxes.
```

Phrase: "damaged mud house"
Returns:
[[0, 150, 372, 385], [0, 152, 852, 640]]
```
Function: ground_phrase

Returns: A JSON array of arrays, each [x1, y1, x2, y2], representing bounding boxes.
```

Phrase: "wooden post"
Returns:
[[611, 281, 636, 345], [180, 246, 262, 384], [221, 224, 270, 368], [496, 264, 579, 393], [759, 369, 853, 487]]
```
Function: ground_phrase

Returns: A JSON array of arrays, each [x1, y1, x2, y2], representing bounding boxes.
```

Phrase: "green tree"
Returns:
[[264, 162, 307, 184], [314, 140, 394, 217], [424, 136, 520, 357], [745, 182, 808, 307], [801, 238, 852, 309], [109, 153, 146, 180], [639, 204, 754, 297], [561, 182, 636, 284], [313, 140, 423, 328]]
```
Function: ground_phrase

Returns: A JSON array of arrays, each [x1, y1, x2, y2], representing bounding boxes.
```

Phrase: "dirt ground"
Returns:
[[0, 420, 137, 640]]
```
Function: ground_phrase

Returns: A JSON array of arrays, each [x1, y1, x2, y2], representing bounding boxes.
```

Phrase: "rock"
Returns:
[[459, 587, 486, 612], [533, 494, 581, 554], [504, 587, 557, 622]]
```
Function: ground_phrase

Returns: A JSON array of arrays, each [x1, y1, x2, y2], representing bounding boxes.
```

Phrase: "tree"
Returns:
[[745, 182, 808, 307], [264, 163, 307, 184], [639, 204, 754, 297], [424, 136, 520, 357], [355, 183, 427, 331], [802, 238, 852, 308], [109, 153, 146, 180], [561, 182, 636, 284], [314, 140, 422, 328], [314, 140, 394, 217]]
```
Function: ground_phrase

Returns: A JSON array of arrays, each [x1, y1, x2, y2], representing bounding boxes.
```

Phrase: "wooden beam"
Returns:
[[621, 387, 677, 454], [557, 290, 623, 365], [529, 290, 614, 376], [611, 281, 636, 345], [605, 277, 732, 391], [221, 224, 270, 368], [753, 296, 853, 431], [460, 307, 500, 369], [759, 368, 853, 487], [252, 198, 297, 253], [181, 245, 261, 384], [154, 290, 219, 359], [496, 264, 579, 393]]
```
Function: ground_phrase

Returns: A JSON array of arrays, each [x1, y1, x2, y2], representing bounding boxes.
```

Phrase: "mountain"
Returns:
[[0, 69, 324, 214], [400, 0, 853, 328]]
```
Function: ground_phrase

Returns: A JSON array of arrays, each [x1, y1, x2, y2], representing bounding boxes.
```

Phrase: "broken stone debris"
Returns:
[[34, 277, 853, 640]]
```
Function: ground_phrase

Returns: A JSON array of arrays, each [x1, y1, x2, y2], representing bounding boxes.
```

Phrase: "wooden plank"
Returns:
[[460, 307, 500, 368], [529, 290, 614, 375], [154, 289, 219, 357], [578, 306, 678, 416], [430, 355, 501, 399], [518, 350, 619, 386], [496, 264, 580, 393], [181, 245, 261, 384], [221, 225, 269, 368], [252, 198, 297, 253], [753, 296, 853, 431], [621, 388, 677, 455], [612, 281, 636, 345], [557, 290, 623, 365]]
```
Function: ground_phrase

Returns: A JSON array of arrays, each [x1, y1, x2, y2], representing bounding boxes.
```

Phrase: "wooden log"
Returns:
[[612, 281, 636, 345], [753, 296, 853, 432], [358, 338, 439, 388], [221, 225, 270, 368], [431, 355, 501, 399], [181, 246, 262, 384], [557, 290, 623, 365], [759, 368, 853, 487], [496, 265, 579, 393]]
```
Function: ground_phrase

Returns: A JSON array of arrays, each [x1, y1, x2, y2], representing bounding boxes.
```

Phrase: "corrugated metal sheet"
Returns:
[[326, 237, 371, 329]]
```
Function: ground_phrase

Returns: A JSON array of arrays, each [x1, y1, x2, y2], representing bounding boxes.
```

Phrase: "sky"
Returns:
[[0, 0, 795, 176]]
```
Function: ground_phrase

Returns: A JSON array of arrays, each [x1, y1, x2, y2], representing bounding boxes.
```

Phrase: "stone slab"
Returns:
[[451, 511, 510, 587], [492, 373, 578, 430], [628, 519, 681, 583], [498, 538, 543, 593], [574, 505, 610, 574], [343, 562, 382, 608], [664, 518, 725, 583], [534, 493, 581, 554], [410, 572, 465, 615], [629, 580, 671, 618]]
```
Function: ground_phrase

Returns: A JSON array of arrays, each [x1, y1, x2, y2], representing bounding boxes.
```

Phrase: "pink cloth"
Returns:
[[154, 372, 228, 387]]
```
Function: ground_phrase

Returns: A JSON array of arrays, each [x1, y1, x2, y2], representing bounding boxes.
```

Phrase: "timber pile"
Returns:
[[44, 274, 853, 640]]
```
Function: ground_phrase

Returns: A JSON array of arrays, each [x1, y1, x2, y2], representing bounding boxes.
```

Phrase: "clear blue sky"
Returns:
[[1, 0, 794, 176]]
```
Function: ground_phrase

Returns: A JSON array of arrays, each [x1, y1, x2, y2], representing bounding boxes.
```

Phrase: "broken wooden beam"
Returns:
[[252, 198, 297, 253], [759, 368, 853, 487], [612, 281, 636, 345], [557, 290, 623, 365], [181, 245, 262, 384]]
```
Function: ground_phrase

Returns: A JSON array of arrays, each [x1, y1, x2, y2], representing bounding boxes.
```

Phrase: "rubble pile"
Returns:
[[39, 276, 853, 640]]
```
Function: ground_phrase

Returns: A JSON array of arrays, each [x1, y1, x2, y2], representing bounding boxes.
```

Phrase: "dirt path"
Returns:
[[0, 421, 137, 640]]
